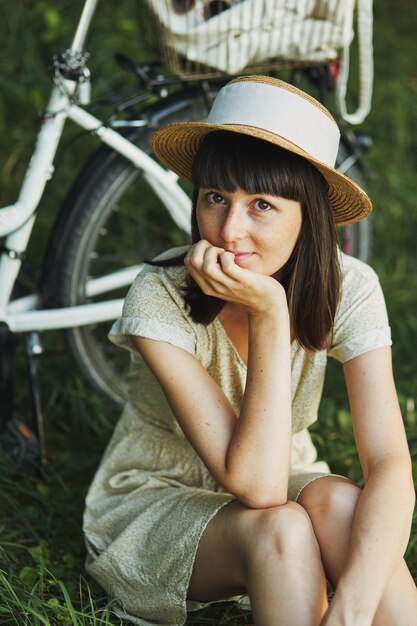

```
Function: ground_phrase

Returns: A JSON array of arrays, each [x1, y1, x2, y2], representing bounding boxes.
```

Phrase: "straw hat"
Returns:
[[151, 75, 371, 226]]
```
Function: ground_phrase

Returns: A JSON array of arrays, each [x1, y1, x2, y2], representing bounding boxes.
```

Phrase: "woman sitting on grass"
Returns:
[[83, 75, 417, 626]]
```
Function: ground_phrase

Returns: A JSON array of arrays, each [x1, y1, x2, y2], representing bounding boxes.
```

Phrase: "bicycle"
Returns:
[[0, 0, 372, 472]]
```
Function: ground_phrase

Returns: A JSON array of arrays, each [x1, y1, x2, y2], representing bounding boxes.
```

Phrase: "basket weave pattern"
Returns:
[[140, 0, 354, 78]]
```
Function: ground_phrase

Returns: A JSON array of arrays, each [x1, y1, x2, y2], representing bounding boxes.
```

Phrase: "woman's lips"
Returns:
[[230, 252, 254, 262]]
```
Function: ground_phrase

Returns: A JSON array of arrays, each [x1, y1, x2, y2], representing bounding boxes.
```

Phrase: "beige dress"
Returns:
[[83, 248, 391, 626]]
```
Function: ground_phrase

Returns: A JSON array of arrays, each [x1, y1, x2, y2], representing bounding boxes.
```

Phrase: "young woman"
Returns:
[[83, 76, 417, 626]]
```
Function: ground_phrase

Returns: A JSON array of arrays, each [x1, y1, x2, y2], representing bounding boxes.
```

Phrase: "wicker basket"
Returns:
[[139, 0, 355, 79]]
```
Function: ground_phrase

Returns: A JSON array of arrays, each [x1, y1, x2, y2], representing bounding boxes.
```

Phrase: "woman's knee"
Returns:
[[235, 501, 320, 566], [298, 476, 361, 529]]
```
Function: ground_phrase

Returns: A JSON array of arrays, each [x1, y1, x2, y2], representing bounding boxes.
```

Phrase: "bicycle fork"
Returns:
[[24, 332, 47, 474], [0, 325, 47, 477]]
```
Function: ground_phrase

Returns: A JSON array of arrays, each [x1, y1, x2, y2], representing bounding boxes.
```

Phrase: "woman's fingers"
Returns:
[[185, 241, 284, 312], [188, 245, 246, 300], [185, 240, 222, 270], [186, 242, 238, 278], [219, 250, 236, 273], [186, 241, 253, 290], [202, 244, 224, 276]]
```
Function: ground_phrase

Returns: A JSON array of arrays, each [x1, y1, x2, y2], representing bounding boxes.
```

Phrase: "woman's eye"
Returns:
[[206, 192, 225, 205], [254, 199, 272, 212]]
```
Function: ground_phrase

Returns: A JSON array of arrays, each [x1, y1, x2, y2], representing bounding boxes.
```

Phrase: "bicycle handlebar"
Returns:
[[70, 0, 99, 52]]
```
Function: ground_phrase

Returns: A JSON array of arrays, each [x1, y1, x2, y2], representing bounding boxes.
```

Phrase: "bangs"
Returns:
[[191, 130, 327, 201]]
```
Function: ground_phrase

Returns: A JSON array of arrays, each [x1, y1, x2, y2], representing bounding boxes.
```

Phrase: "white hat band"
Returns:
[[207, 82, 340, 167]]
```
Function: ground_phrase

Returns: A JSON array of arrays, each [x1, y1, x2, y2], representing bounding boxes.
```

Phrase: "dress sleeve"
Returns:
[[328, 256, 392, 363], [108, 266, 196, 355]]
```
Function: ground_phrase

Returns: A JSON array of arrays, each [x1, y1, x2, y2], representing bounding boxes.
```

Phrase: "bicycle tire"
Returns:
[[43, 88, 211, 406], [44, 88, 371, 407]]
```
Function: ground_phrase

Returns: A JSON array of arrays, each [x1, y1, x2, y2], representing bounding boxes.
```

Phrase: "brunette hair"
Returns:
[[151, 131, 341, 351]]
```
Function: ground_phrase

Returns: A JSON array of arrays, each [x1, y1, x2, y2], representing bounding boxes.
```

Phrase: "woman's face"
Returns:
[[196, 187, 302, 278]]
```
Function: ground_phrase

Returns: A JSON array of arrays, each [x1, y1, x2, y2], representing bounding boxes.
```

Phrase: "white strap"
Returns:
[[336, 0, 374, 124]]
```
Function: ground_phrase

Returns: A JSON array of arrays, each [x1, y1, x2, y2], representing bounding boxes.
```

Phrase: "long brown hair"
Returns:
[[151, 131, 341, 351]]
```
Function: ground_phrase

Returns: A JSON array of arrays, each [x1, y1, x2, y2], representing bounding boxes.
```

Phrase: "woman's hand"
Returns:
[[184, 240, 287, 316], [320, 605, 352, 626], [319, 596, 372, 626]]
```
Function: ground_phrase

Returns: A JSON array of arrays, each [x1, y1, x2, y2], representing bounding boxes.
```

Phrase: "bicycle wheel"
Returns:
[[43, 87, 211, 406], [336, 141, 371, 262]]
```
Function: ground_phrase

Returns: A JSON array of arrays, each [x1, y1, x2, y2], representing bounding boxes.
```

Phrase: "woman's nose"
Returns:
[[220, 207, 246, 242]]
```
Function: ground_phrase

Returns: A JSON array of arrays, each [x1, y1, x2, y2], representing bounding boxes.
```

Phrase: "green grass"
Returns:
[[1, 0, 417, 623], [0, 356, 121, 624]]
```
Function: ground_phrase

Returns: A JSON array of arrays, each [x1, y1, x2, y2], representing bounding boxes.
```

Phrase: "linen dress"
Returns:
[[83, 247, 392, 626]]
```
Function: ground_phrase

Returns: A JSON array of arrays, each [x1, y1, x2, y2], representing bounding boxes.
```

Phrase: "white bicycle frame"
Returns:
[[0, 0, 191, 334]]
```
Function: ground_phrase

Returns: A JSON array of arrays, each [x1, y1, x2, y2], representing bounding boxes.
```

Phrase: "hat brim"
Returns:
[[151, 122, 372, 227]]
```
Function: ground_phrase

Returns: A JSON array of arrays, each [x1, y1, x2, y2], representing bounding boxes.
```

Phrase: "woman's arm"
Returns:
[[324, 346, 415, 624], [132, 241, 293, 508]]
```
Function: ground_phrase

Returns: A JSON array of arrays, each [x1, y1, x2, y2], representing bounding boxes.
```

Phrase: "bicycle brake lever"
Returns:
[[113, 53, 174, 96], [114, 53, 150, 87]]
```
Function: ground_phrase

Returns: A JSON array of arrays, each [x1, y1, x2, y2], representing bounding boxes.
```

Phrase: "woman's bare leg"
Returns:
[[297, 476, 417, 626], [187, 500, 328, 626]]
